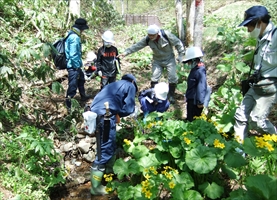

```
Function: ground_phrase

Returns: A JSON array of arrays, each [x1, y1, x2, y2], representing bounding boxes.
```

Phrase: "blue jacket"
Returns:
[[90, 74, 137, 117], [65, 30, 83, 69], [138, 88, 170, 113], [186, 63, 207, 105]]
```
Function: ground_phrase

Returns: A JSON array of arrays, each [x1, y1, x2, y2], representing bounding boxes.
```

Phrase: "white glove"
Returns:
[[98, 71, 102, 77]]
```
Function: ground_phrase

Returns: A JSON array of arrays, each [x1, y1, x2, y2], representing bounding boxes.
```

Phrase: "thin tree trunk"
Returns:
[[69, 0, 80, 17], [186, 0, 195, 47], [194, 0, 204, 47], [175, 0, 185, 42]]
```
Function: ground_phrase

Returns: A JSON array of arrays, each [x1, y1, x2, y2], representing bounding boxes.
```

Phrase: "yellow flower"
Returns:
[[271, 134, 277, 142], [184, 137, 191, 145], [149, 166, 155, 171], [145, 190, 152, 199], [182, 131, 188, 136], [169, 181, 175, 189], [264, 142, 274, 152], [213, 139, 225, 149], [222, 132, 228, 138], [263, 134, 272, 141], [123, 139, 131, 145], [141, 180, 149, 187], [106, 187, 113, 192], [165, 172, 173, 180], [145, 173, 151, 180]]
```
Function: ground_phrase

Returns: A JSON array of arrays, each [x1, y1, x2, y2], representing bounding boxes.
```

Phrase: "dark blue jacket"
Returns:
[[90, 74, 137, 117], [186, 63, 207, 105], [138, 88, 170, 113]]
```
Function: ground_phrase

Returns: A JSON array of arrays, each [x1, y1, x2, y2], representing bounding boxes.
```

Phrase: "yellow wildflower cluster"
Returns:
[[161, 166, 178, 189], [193, 113, 207, 121], [255, 134, 277, 152], [184, 137, 191, 145], [213, 139, 225, 149], [149, 166, 158, 175], [123, 139, 131, 146], [141, 180, 152, 199], [105, 187, 113, 192], [103, 173, 114, 182], [146, 121, 163, 129]]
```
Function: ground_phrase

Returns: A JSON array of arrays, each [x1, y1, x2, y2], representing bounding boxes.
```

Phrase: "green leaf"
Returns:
[[137, 153, 159, 168], [185, 146, 217, 174], [216, 64, 232, 72], [235, 62, 249, 73], [245, 174, 277, 200], [199, 182, 224, 199], [132, 145, 149, 159], [113, 158, 142, 180], [224, 151, 247, 168]]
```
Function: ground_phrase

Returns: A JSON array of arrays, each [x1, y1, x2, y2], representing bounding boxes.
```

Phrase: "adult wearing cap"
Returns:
[[95, 30, 121, 90], [182, 46, 207, 122], [138, 82, 170, 120], [118, 24, 186, 104], [234, 6, 277, 144], [65, 18, 90, 113], [88, 74, 137, 195]]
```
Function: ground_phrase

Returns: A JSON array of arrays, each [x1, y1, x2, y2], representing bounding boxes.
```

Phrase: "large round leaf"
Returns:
[[185, 146, 217, 174]]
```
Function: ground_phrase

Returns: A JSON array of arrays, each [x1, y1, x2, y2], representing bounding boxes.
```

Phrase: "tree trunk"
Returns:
[[69, 0, 80, 17], [175, 0, 185, 42], [194, 0, 204, 47], [185, 0, 204, 47], [121, 0, 124, 16], [186, 0, 195, 47]]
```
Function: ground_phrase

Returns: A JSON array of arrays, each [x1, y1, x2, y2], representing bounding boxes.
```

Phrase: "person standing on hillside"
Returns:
[[65, 18, 90, 113], [182, 46, 207, 122], [89, 74, 137, 195], [95, 30, 121, 90], [118, 24, 186, 104], [234, 6, 277, 144]]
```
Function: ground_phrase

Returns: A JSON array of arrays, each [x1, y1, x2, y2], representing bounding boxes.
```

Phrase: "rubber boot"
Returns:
[[150, 81, 158, 88], [90, 168, 108, 196], [168, 83, 176, 104]]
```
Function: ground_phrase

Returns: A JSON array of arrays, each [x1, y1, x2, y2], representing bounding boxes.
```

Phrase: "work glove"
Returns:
[[98, 70, 103, 77]]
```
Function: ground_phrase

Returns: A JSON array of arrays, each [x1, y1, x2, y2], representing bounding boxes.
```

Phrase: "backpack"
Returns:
[[146, 29, 169, 45], [51, 32, 74, 70]]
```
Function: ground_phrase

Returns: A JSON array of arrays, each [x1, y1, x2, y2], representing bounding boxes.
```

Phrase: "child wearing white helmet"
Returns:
[[182, 47, 209, 121], [138, 82, 170, 122], [95, 30, 121, 90]]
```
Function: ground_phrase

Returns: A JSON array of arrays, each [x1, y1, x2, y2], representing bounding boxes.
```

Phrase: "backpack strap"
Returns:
[[146, 29, 169, 45]]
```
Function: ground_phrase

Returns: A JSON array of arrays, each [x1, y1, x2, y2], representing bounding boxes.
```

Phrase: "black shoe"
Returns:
[[81, 95, 91, 101]]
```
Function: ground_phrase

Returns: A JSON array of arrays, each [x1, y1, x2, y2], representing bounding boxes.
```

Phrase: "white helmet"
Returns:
[[182, 47, 203, 63], [101, 30, 114, 43], [154, 82, 169, 101], [86, 51, 97, 62]]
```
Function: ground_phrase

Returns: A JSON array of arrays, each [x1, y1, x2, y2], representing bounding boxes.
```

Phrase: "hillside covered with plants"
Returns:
[[0, 0, 277, 199]]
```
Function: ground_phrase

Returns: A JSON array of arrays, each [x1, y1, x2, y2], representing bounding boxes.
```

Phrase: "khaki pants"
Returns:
[[234, 87, 277, 143]]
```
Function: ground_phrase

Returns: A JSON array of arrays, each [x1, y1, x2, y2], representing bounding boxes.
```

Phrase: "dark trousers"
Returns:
[[66, 68, 86, 97], [100, 76, 116, 90], [186, 99, 203, 122], [66, 68, 85, 108]]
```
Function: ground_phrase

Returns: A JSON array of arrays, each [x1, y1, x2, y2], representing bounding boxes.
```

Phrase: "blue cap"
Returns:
[[238, 6, 269, 27], [122, 74, 138, 92]]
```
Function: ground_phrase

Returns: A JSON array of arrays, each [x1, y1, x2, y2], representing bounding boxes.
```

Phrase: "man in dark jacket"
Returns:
[[65, 18, 89, 113], [89, 74, 137, 195], [182, 47, 207, 122]]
